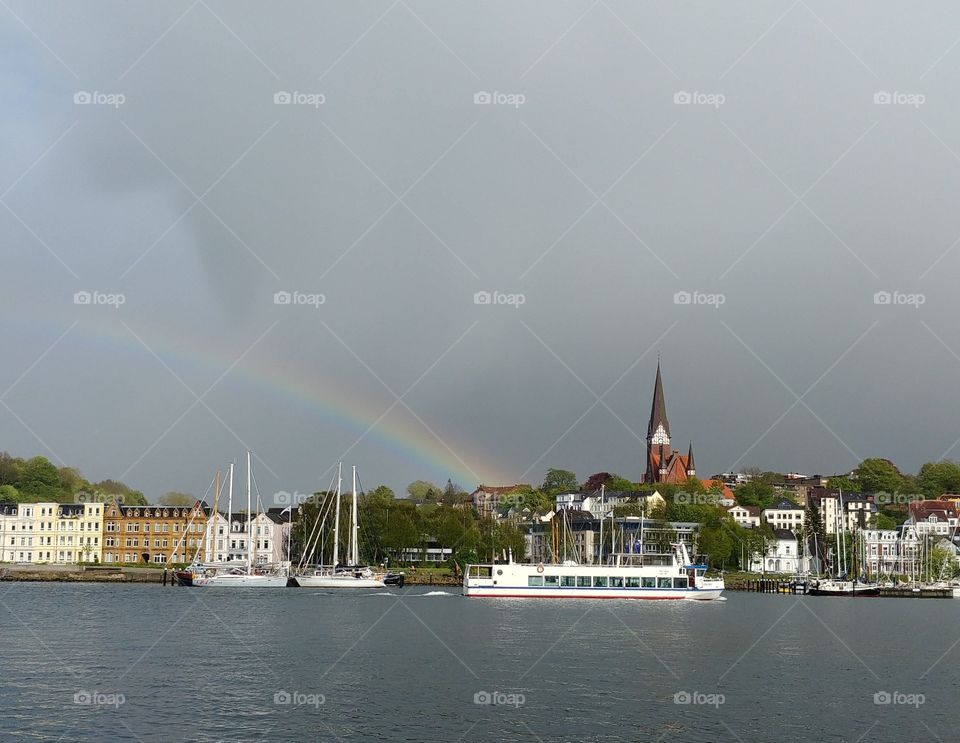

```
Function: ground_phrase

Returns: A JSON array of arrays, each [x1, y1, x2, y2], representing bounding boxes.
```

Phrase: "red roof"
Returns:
[[909, 500, 958, 522]]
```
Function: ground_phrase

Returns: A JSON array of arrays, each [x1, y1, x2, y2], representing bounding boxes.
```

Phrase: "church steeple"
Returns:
[[647, 360, 670, 442], [686, 441, 696, 476]]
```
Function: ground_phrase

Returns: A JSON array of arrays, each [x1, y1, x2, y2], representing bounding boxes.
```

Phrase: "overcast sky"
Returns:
[[3, 1, 960, 503]]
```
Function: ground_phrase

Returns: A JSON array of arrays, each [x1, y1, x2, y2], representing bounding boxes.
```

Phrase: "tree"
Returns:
[[541, 468, 578, 494], [441, 479, 469, 506], [0, 484, 19, 503], [158, 491, 194, 506], [917, 460, 960, 497], [583, 472, 613, 492], [94, 479, 148, 506], [16, 456, 64, 500], [733, 482, 776, 509], [854, 458, 904, 494], [406, 480, 440, 501], [0, 452, 22, 487], [869, 512, 897, 530]]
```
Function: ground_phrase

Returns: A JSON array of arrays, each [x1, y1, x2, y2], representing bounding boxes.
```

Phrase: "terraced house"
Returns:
[[102, 500, 208, 565], [0, 502, 103, 564]]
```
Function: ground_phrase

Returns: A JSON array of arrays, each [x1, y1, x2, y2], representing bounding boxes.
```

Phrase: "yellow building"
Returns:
[[2, 502, 104, 564]]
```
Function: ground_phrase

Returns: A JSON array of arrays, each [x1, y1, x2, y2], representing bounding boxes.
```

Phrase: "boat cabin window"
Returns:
[[544, 575, 559, 587], [626, 577, 641, 588], [528, 576, 544, 587], [561, 576, 576, 587], [658, 578, 673, 588], [593, 576, 608, 588], [609, 576, 624, 588], [642, 577, 656, 588], [673, 577, 687, 589], [577, 576, 591, 587]]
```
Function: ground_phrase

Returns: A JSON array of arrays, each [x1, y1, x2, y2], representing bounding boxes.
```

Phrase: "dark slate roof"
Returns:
[[772, 528, 797, 540], [768, 497, 802, 510], [647, 361, 670, 437]]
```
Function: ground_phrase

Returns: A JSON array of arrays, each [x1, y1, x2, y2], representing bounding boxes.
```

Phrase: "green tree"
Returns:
[[854, 458, 904, 493], [541, 468, 578, 494], [158, 491, 194, 506], [16, 456, 64, 500], [0, 484, 20, 503], [917, 460, 960, 497], [869, 512, 898, 530], [0, 453, 22, 487], [406, 480, 440, 501], [733, 482, 776, 509]]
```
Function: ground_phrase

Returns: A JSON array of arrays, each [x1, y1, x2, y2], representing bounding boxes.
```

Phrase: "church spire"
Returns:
[[647, 360, 670, 439], [686, 441, 696, 476]]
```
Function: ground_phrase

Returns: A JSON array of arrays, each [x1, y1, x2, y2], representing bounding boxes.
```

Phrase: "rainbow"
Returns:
[[14, 313, 511, 487]]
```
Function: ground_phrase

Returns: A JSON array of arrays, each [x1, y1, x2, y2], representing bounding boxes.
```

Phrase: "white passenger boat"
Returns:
[[463, 542, 724, 600]]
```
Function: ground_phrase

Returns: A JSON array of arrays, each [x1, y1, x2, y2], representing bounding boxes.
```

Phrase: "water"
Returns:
[[1, 584, 958, 742]]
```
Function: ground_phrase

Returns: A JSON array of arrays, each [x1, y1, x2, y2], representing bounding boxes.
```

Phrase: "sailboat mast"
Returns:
[[246, 451, 252, 573], [227, 462, 234, 559], [332, 462, 342, 566], [599, 485, 604, 565], [351, 466, 359, 566]]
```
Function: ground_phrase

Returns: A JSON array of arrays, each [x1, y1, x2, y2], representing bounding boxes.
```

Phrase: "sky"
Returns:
[[3, 1, 960, 504]]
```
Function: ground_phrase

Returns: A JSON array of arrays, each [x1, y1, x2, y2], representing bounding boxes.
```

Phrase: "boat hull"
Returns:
[[463, 586, 722, 600], [294, 575, 385, 588], [197, 574, 289, 588]]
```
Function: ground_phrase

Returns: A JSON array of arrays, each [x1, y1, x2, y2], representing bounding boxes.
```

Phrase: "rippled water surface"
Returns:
[[1, 584, 958, 741]]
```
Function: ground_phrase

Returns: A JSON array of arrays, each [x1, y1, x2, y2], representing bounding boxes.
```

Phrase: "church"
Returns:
[[642, 362, 696, 484]]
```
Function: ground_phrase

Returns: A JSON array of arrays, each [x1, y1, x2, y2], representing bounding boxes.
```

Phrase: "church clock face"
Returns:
[[650, 424, 669, 445]]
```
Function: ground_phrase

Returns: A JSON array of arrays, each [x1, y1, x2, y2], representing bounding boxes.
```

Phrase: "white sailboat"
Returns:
[[194, 452, 289, 588], [294, 464, 386, 589]]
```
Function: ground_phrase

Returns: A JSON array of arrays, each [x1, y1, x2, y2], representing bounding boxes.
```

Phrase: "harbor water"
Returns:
[[1, 584, 957, 741]]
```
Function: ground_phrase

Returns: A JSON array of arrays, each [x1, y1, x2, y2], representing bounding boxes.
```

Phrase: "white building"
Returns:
[[762, 498, 805, 532], [727, 504, 761, 528], [750, 529, 807, 574], [1, 502, 103, 564], [862, 528, 919, 576]]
